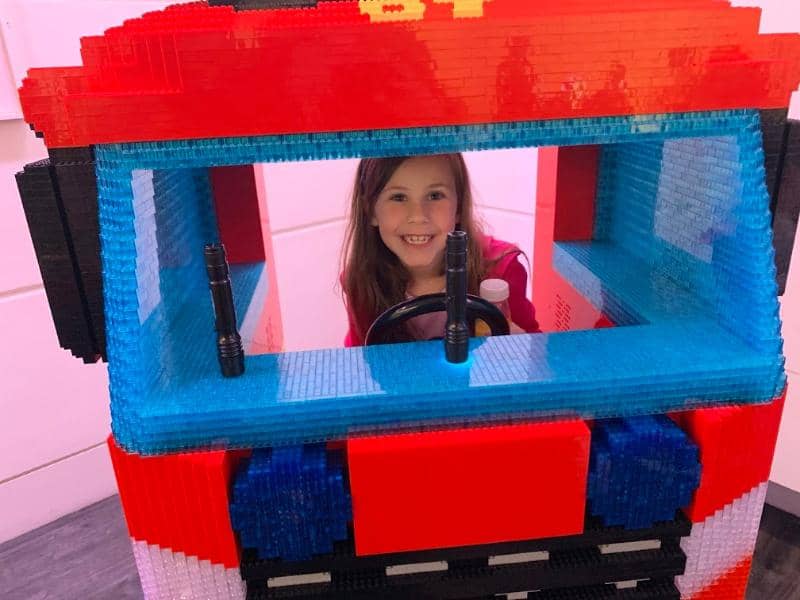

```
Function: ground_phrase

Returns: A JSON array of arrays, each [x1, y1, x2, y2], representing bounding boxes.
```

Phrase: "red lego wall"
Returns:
[[209, 165, 266, 265], [673, 393, 785, 523], [107, 436, 249, 568]]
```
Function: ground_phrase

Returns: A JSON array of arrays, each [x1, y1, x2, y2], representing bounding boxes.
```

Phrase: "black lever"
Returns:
[[204, 243, 245, 377], [445, 231, 469, 363]]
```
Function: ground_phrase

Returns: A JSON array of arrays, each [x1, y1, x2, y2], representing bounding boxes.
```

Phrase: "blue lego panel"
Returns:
[[587, 415, 701, 530], [589, 135, 783, 355], [96, 109, 786, 454], [229, 444, 351, 561]]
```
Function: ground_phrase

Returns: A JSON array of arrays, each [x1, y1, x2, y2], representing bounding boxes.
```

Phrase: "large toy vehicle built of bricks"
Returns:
[[13, 0, 800, 598]]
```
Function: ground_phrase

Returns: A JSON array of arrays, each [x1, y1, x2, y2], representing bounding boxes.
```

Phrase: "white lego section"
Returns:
[[132, 170, 160, 324], [131, 539, 246, 600], [675, 482, 768, 599]]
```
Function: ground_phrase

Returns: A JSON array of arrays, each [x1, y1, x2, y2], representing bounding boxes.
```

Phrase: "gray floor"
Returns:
[[0, 496, 798, 600]]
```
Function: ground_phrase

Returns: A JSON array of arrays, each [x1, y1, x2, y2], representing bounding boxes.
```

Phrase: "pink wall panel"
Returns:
[[0, 119, 47, 291], [261, 159, 357, 233], [0, 444, 115, 543], [0, 1, 174, 86], [0, 28, 21, 119], [0, 289, 110, 483]]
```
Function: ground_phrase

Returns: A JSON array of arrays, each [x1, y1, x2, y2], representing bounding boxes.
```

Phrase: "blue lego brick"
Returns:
[[229, 444, 351, 561], [587, 415, 701, 530], [95, 109, 786, 454]]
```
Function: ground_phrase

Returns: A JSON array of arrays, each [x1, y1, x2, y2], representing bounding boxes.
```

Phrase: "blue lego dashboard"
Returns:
[[99, 110, 785, 454]]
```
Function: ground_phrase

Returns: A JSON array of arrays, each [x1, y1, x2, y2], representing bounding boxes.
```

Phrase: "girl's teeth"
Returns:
[[404, 235, 432, 245]]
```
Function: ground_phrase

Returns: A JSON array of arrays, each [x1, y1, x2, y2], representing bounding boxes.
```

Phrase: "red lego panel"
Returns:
[[17, 1, 800, 147], [672, 393, 785, 523], [688, 558, 752, 600], [346, 419, 590, 556], [533, 146, 614, 332], [209, 165, 266, 264], [107, 435, 250, 568], [553, 145, 599, 242]]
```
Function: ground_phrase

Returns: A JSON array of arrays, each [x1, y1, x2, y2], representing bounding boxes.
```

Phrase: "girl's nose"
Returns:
[[406, 199, 429, 223]]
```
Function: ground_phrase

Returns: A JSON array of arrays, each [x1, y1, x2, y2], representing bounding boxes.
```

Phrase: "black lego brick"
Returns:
[[48, 146, 95, 165], [15, 159, 100, 362], [252, 579, 681, 600], [242, 512, 689, 599], [759, 108, 789, 204], [773, 119, 800, 295], [247, 578, 681, 600], [49, 147, 106, 360], [246, 544, 684, 599], [241, 511, 691, 581]]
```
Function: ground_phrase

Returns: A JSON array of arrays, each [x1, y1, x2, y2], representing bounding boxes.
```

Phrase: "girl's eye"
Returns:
[[390, 194, 406, 202], [429, 191, 445, 200]]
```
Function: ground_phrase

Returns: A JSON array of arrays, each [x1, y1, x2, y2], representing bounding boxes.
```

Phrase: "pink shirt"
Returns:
[[344, 236, 539, 347]]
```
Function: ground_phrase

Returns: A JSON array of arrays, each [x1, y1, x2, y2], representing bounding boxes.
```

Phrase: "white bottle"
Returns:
[[474, 278, 511, 336]]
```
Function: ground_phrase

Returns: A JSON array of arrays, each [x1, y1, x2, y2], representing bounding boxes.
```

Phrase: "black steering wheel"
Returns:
[[365, 293, 510, 346]]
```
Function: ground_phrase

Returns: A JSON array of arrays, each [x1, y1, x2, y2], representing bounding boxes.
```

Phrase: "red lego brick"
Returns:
[[533, 146, 615, 332], [107, 435, 249, 568], [17, 1, 800, 148], [688, 558, 752, 600], [209, 165, 266, 264], [672, 393, 785, 523], [346, 419, 590, 556]]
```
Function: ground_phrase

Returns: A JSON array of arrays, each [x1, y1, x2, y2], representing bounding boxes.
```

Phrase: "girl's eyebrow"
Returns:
[[382, 182, 452, 193]]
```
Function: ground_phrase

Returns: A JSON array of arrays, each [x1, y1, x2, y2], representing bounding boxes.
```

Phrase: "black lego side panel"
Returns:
[[773, 119, 800, 295], [759, 108, 789, 203], [49, 147, 106, 360], [15, 159, 100, 362]]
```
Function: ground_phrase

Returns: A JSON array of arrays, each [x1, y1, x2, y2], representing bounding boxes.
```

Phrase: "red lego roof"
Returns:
[[18, 0, 800, 148]]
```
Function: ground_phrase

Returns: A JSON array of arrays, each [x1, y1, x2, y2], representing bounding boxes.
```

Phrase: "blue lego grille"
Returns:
[[587, 415, 701, 530], [230, 445, 351, 561], [96, 109, 785, 454]]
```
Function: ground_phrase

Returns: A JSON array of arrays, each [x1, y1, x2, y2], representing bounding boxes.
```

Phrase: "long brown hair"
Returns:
[[341, 153, 489, 343]]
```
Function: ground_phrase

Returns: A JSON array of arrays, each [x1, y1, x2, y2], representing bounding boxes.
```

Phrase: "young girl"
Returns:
[[341, 153, 539, 346]]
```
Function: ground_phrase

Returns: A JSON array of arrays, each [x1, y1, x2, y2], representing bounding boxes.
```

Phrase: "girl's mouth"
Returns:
[[402, 235, 434, 246]]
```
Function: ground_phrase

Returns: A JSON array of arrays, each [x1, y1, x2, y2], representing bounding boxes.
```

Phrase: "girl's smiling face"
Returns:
[[371, 156, 459, 279]]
